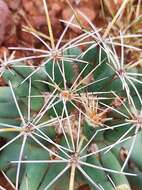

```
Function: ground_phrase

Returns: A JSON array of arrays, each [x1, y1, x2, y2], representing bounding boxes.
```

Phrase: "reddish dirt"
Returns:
[[0, 172, 14, 190]]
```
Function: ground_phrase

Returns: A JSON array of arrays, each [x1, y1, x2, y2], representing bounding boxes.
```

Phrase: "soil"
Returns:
[[0, 172, 14, 190]]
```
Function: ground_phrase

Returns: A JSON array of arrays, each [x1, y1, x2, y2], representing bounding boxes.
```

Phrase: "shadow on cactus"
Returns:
[[0, 1, 142, 190]]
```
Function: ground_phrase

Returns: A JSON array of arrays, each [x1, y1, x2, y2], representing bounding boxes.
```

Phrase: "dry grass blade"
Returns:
[[103, 0, 129, 38], [43, 0, 55, 48]]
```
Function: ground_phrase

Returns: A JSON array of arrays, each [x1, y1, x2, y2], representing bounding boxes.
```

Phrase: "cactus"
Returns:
[[0, 1, 142, 190]]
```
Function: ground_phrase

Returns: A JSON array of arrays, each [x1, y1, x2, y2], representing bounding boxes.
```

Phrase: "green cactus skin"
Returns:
[[0, 11, 142, 190], [100, 150, 130, 188]]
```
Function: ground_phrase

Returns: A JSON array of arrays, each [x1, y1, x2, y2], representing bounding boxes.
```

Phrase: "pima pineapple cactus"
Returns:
[[0, 2, 142, 190]]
